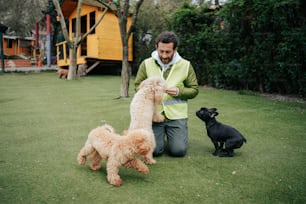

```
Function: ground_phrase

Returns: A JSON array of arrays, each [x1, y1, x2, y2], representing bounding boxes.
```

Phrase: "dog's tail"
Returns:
[[243, 137, 247, 143]]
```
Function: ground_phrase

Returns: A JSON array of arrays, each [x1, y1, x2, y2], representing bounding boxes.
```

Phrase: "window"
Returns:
[[71, 15, 88, 35], [20, 40, 30, 48], [71, 18, 76, 35], [81, 15, 87, 34], [89, 11, 96, 34], [7, 39, 13, 48]]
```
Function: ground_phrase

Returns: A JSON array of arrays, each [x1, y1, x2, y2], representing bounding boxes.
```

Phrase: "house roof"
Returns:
[[4, 35, 35, 40], [60, 0, 78, 18], [60, 0, 107, 18]]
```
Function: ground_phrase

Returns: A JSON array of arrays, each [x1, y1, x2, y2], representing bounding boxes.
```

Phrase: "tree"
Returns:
[[117, 0, 144, 98], [54, 0, 144, 96], [52, 0, 109, 80], [134, 0, 186, 68], [171, 0, 306, 96], [172, 3, 218, 86], [218, 0, 306, 94], [98, 0, 144, 98], [0, 0, 46, 36]]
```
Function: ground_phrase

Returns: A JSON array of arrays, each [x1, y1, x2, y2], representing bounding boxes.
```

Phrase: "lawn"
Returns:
[[0, 72, 305, 204]]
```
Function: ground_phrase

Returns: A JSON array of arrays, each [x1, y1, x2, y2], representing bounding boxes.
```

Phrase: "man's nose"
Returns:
[[161, 52, 167, 58]]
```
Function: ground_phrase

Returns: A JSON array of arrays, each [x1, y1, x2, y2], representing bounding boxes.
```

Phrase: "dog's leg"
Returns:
[[219, 149, 234, 157], [227, 149, 234, 157], [77, 143, 95, 165], [219, 142, 224, 149], [219, 138, 243, 157], [144, 152, 156, 164], [89, 150, 102, 170], [153, 111, 165, 123], [124, 158, 149, 175], [106, 158, 123, 186], [217, 142, 226, 153], [142, 135, 156, 164], [212, 141, 220, 156]]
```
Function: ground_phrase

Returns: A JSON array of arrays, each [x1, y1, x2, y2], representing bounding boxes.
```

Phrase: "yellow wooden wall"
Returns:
[[68, 4, 133, 64]]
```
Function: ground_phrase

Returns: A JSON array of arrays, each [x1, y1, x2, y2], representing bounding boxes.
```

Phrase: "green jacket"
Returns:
[[135, 57, 199, 101]]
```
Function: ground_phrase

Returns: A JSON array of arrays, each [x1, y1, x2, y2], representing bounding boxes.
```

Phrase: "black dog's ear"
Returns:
[[209, 108, 219, 118], [210, 112, 218, 118]]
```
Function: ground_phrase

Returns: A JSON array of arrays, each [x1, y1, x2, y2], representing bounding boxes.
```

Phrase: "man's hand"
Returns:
[[166, 87, 179, 96]]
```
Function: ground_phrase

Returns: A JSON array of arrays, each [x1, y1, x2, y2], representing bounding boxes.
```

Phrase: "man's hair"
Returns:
[[155, 31, 179, 49]]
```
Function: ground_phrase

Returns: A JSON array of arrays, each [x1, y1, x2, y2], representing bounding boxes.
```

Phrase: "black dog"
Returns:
[[196, 107, 247, 157]]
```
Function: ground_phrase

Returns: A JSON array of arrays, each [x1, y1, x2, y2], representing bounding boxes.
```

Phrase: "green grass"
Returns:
[[0, 72, 305, 204]]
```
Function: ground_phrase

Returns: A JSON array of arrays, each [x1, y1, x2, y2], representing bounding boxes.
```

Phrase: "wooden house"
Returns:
[[0, 35, 35, 68], [56, 0, 133, 73], [3, 35, 34, 57]]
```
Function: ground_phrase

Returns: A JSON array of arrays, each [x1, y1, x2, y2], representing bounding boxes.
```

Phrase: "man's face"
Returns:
[[156, 42, 176, 64]]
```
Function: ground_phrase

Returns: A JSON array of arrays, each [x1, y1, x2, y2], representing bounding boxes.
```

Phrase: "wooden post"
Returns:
[[0, 24, 8, 73], [0, 32, 4, 73], [46, 13, 51, 67]]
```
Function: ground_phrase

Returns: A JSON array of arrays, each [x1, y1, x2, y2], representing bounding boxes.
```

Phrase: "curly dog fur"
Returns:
[[57, 68, 68, 79], [77, 124, 152, 186], [129, 76, 167, 164]]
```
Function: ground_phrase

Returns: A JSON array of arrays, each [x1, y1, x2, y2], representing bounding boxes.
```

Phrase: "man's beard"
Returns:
[[160, 56, 173, 64]]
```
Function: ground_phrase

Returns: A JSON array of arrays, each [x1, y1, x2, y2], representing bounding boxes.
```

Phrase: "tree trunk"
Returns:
[[120, 44, 130, 97], [257, 75, 264, 93], [68, 46, 77, 80], [110, 0, 143, 98], [53, 0, 108, 81]]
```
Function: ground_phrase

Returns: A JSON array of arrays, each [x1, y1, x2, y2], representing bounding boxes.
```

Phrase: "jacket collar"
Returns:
[[151, 50, 181, 73]]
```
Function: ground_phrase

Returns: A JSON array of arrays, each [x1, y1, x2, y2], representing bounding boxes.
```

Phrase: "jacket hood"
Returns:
[[151, 50, 182, 73]]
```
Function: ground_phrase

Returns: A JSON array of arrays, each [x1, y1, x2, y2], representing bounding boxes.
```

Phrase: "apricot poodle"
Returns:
[[129, 76, 167, 164], [77, 124, 152, 186], [57, 68, 68, 79]]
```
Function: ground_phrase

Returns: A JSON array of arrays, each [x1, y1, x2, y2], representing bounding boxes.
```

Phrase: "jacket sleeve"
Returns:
[[134, 61, 148, 91], [177, 64, 199, 100]]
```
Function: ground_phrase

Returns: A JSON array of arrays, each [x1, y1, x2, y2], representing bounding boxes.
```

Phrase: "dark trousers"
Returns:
[[152, 118, 188, 157]]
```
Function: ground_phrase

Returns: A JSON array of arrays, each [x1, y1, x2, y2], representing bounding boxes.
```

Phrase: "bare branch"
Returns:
[[76, 0, 83, 44], [127, 0, 144, 37], [52, 0, 70, 47], [78, 6, 109, 45], [95, 0, 117, 13]]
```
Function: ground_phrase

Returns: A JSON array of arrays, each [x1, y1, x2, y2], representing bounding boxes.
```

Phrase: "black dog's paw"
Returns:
[[218, 149, 234, 157], [219, 153, 233, 157], [212, 151, 218, 156]]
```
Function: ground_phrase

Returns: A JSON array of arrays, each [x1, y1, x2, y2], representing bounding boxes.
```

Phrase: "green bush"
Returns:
[[171, 0, 306, 96]]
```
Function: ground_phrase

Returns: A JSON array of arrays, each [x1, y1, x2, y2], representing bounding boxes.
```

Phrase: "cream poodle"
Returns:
[[129, 76, 167, 164], [77, 124, 152, 186]]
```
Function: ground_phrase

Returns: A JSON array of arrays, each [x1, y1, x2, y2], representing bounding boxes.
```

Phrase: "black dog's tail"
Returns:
[[243, 137, 247, 143]]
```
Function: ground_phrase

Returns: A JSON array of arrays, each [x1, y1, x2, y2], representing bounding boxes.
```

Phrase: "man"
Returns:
[[134, 31, 199, 157]]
